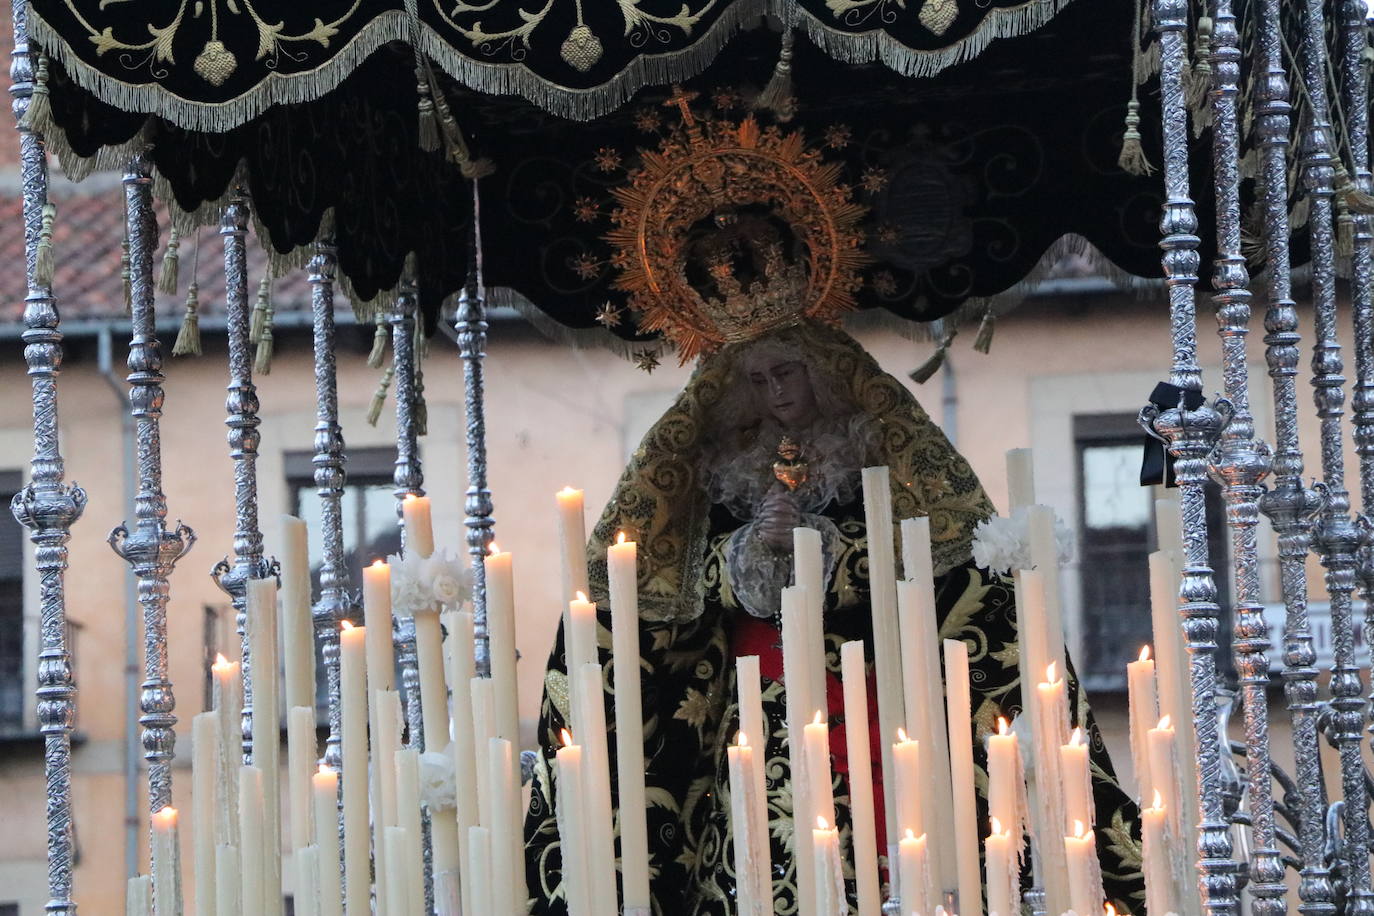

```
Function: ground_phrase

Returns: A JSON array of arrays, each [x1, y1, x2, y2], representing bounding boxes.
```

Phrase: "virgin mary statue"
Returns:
[[522, 109, 1144, 914]]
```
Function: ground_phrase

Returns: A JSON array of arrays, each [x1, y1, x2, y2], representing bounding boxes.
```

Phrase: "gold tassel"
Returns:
[[1335, 161, 1374, 214], [19, 53, 50, 132], [427, 68, 495, 179], [35, 202, 55, 289], [416, 69, 440, 153], [909, 329, 957, 384], [157, 227, 180, 295], [413, 316, 428, 436], [1290, 194, 1310, 231], [120, 239, 132, 314], [1118, 101, 1156, 176], [367, 366, 395, 427], [1339, 206, 1355, 260], [249, 276, 270, 345], [172, 282, 202, 357], [367, 312, 388, 368], [1187, 17, 1213, 111], [973, 311, 996, 354], [754, 28, 796, 122], [254, 300, 274, 375]]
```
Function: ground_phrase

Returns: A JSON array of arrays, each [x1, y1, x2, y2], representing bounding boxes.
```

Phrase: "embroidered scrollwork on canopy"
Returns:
[[28, 0, 1077, 126]]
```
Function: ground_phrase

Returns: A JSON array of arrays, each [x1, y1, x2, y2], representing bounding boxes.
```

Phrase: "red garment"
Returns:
[[733, 614, 889, 859]]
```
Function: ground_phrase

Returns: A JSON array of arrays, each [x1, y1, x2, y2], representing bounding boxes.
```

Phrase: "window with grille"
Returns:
[[0, 471, 26, 734], [1074, 415, 1230, 691], [285, 448, 404, 710]]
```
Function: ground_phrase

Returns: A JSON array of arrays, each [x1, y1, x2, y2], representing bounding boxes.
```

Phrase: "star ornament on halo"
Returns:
[[633, 349, 661, 374], [595, 302, 624, 328]]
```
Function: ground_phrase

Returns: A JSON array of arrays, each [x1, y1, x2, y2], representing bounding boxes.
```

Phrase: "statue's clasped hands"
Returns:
[[757, 486, 801, 551]]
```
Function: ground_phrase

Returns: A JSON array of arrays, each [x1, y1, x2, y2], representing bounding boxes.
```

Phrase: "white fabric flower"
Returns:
[[389, 551, 430, 617], [419, 750, 456, 811], [970, 507, 1075, 575], [423, 550, 470, 609]]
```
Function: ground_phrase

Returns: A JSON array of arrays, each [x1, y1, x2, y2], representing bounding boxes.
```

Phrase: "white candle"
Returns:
[[556, 487, 590, 603], [804, 711, 836, 836], [575, 664, 618, 914], [192, 712, 218, 916], [466, 826, 494, 916], [363, 560, 396, 693], [728, 735, 768, 916], [1032, 662, 1072, 916], [246, 576, 283, 912], [793, 527, 830, 714], [567, 591, 599, 704], [1064, 820, 1104, 916], [211, 654, 241, 848], [414, 606, 449, 750], [607, 533, 651, 908], [1062, 727, 1094, 832], [373, 689, 403, 910], [1024, 505, 1067, 680], [488, 738, 524, 914], [862, 467, 905, 851], [735, 655, 772, 899], [986, 717, 1024, 850], [127, 874, 153, 916], [402, 494, 435, 558], [780, 585, 816, 916], [384, 826, 409, 916], [312, 765, 343, 916], [555, 731, 593, 916], [986, 818, 1019, 916], [484, 545, 520, 745], [1155, 499, 1184, 556], [294, 845, 319, 916], [239, 766, 266, 915], [1150, 551, 1196, 843], [895, 540, 957, 895], [279, 514, 317, 712], [395, 748, 425, 915], [1127, 645, 1159, 804], [1006, 448, 1036, 511], [892, 731, 935, 916], [152, 806, 182, 916], [1149, 715, 1180, 834], [470, 677, 495, 827], [943, 638, 983, 916], [1142, 792, 1176, 916], [840, 641, 880, 916], [1013, 569, 1054, 710], [444, 611, 480, 841], [338, 623, 370, 916], [287, 705, 317, 853], [215, 845, 240, 916], [812, 817, 844, 916], [898, 831, 929, 916]]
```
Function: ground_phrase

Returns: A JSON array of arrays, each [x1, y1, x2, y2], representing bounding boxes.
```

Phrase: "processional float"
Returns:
[[8, 0, 1374, 914]]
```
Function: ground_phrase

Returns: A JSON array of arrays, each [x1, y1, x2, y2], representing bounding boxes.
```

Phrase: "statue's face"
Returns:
[[745, 354, 818, 429]]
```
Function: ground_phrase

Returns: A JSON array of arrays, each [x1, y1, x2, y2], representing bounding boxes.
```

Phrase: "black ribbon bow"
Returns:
[[1139, 381, 1205, 488]]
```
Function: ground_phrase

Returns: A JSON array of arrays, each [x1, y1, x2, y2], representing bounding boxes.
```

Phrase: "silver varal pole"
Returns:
[[457, 181, 495, 676], [1296, 0, 1374, 908], [211, 190, 276, 763], [108, 151, 197, 819], [1140, 0, 1238, 913], [309, 229, 351, 773], [1254, 0, 1334, 910], [9, 4, 86, 912], [1203, 2, 1284, 913]]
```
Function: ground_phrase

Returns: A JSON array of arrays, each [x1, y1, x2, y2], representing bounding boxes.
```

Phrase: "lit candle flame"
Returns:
[[997, 717, 1009, 736], [812, 711, 823, 726], [905, 828, 916, 841], [560, 728, 574, 747], [617, 532, 627, 545], [737, 731, 748, 747], [318, 763, 332, 776], [489, 542, 501, 555], [897, 727, 909, 743], [340, 620, 355, 631], [1139, 645, 1151, 663], [1106, 904, 1118, 916], [559, 486, 578, 496], [213, 652, 231, 668], [1070, 727, 1084, 747], [1157, 714, 1171, 730], [1151, 788, 1164, 809], [991, 816, 1004, 835], [1046, 661, 1058, 683], [370, 558, 386, 569], [575, 591, 588, 603], [404, 493, 418, 503], [154, 806, 177, 824], [816, 816, 830, 830], [1073, 820, 1088, 839]]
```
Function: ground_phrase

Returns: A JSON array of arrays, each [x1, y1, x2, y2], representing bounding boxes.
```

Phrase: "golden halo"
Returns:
[[605, 100, 869, 362]]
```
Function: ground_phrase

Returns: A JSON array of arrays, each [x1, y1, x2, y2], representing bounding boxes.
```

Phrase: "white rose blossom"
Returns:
[[419, 750, 457, 811], [970, 507, 1075, 575]]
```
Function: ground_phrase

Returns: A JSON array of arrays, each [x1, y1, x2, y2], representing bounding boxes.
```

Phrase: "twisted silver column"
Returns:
[[457, 183, 494, 676], [1140, 2, 1238, 913], [1254, 0, 1333, 911], [1203, 5, 1283, 914], [9, 6, 86, 912], [390, 278, 425, 752], [1296, 2, 1374, 908], [108, 151, 197, 818], [309, 233, 350, 772], [211, 191, 276, 763]]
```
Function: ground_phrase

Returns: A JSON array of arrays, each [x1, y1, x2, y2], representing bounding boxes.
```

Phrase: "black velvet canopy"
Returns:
[[28, 0, 1204, 337]]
